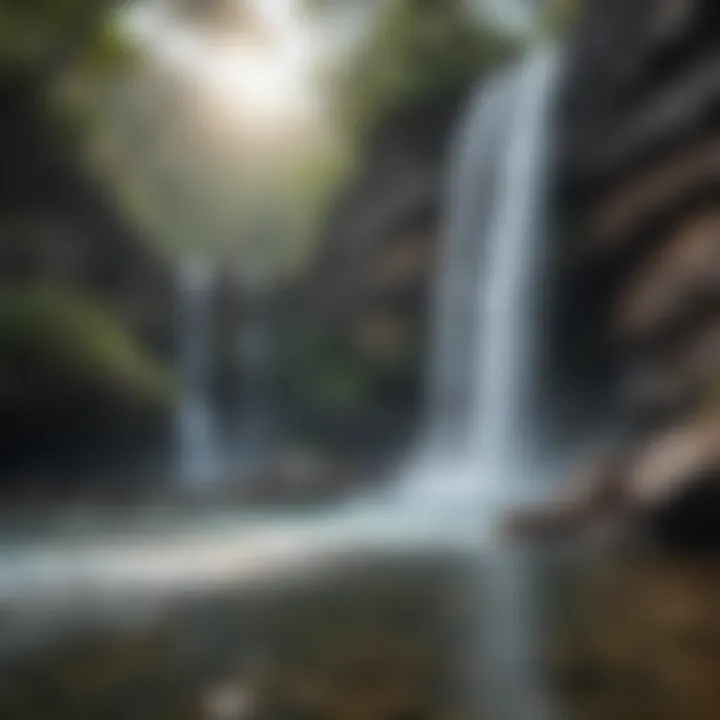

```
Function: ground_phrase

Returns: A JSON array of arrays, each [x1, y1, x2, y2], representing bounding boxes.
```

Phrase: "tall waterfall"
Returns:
[[232, 285, 277, 475], [456, 49, 562, 720], [473, 48, 560, 505], [407, 48, 560, 522], [425, 72, 513, 454], [176, 262, 221, 487]]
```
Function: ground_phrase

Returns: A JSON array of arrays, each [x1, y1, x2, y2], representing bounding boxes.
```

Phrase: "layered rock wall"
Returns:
[[541, 0, 720, 546]]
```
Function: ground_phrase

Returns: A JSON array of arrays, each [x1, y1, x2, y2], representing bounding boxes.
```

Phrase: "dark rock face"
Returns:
[[312, 91, 460, 324], [535, 0, 720, 549], [646, 477, 720, 550], [285, 91, 469, 455], [0, 80, 176, 490]]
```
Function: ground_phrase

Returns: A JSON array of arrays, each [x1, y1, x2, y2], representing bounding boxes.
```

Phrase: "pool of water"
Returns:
[[0, 507, 718, 719]]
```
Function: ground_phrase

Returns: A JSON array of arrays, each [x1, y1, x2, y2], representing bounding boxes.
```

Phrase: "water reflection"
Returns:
[[0, 546, 716, 719]]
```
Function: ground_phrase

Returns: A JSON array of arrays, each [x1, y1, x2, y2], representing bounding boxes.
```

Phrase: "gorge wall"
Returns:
[[0, 78, 177, 493], [541, 0, 720, 547], [284, 91, 466, 459]]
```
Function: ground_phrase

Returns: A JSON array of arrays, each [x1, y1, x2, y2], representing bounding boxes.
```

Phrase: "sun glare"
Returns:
[[205, 36, 313, 121], [124, 0, 322, 142]]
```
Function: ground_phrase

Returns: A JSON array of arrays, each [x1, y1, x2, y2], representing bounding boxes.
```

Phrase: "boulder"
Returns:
[[628, 416, 720, 548]]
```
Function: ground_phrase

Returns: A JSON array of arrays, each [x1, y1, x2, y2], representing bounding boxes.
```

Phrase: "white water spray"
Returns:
[[401, 47, 560, 527]]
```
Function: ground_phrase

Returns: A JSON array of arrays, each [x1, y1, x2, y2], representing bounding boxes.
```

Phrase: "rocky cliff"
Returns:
[[521, 0, 720, 548], [283, 91, 467, 457]]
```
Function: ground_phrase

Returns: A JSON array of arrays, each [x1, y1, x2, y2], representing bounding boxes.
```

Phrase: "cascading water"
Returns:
[[403, 46, 562, 717], [425, 73, 513, 455], [401, 47, 560, 518], [232, 285, 278, 475], [473, 48, 560, 509], [176, 261, 222, 488], [471, 48, 561, 720]]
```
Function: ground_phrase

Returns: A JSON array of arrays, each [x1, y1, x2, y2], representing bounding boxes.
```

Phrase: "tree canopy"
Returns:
[[0, 0, 133, 89]]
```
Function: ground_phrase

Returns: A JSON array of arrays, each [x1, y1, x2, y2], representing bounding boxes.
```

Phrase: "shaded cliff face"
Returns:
[[0, 80, 176, 490], [282, 92, 466, 457], [550, 0, 720, 546]]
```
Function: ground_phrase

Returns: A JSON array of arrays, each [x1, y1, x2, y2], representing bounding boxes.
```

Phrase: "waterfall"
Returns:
[[405, 47, 560, 517], [472, 49, 562, 720], [417, 47, 563, 718], [425, 72, 513, 454], [232, 285, 277, 475], [176, 261, 222, 488], [473, 48, 560, 505]]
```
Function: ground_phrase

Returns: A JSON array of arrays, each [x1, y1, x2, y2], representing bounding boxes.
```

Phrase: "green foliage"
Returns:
[[0, 0, 132, 78], [539, 0, 584, 39], [338, 0, 516, 140], [0, 286, 175, 405], [280, 322, 373, 412], [280, 142, 356, 274]]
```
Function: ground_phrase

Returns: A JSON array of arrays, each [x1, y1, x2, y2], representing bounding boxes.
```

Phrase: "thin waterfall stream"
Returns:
[[176, 261, 222, 488]]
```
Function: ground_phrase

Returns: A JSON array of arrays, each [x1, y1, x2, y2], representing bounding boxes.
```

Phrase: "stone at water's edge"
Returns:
[[508, 416, 720, 549], [505, 452, 629, 542]]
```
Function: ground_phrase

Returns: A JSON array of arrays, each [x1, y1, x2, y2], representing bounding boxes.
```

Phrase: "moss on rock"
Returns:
[[0, 285, 175, 409]]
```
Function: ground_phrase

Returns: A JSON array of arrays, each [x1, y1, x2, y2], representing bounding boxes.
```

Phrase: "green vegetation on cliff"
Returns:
[[0, 287, 174, 407]]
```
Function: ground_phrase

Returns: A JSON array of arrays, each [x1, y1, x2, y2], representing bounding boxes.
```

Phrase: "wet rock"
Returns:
[[552, 0, 720, 554], [653, 0, 706, 40], [506, 452, 627, 541], [509, 417, 720, 549], [626, 416, 720, 507], [615, 210, 720, 342], [621, 356, 687, 418], [677, 316, 720, 385], [585, 52, 720, 176], [621, 317, 720, 423], [590, 135, 720, 253]]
